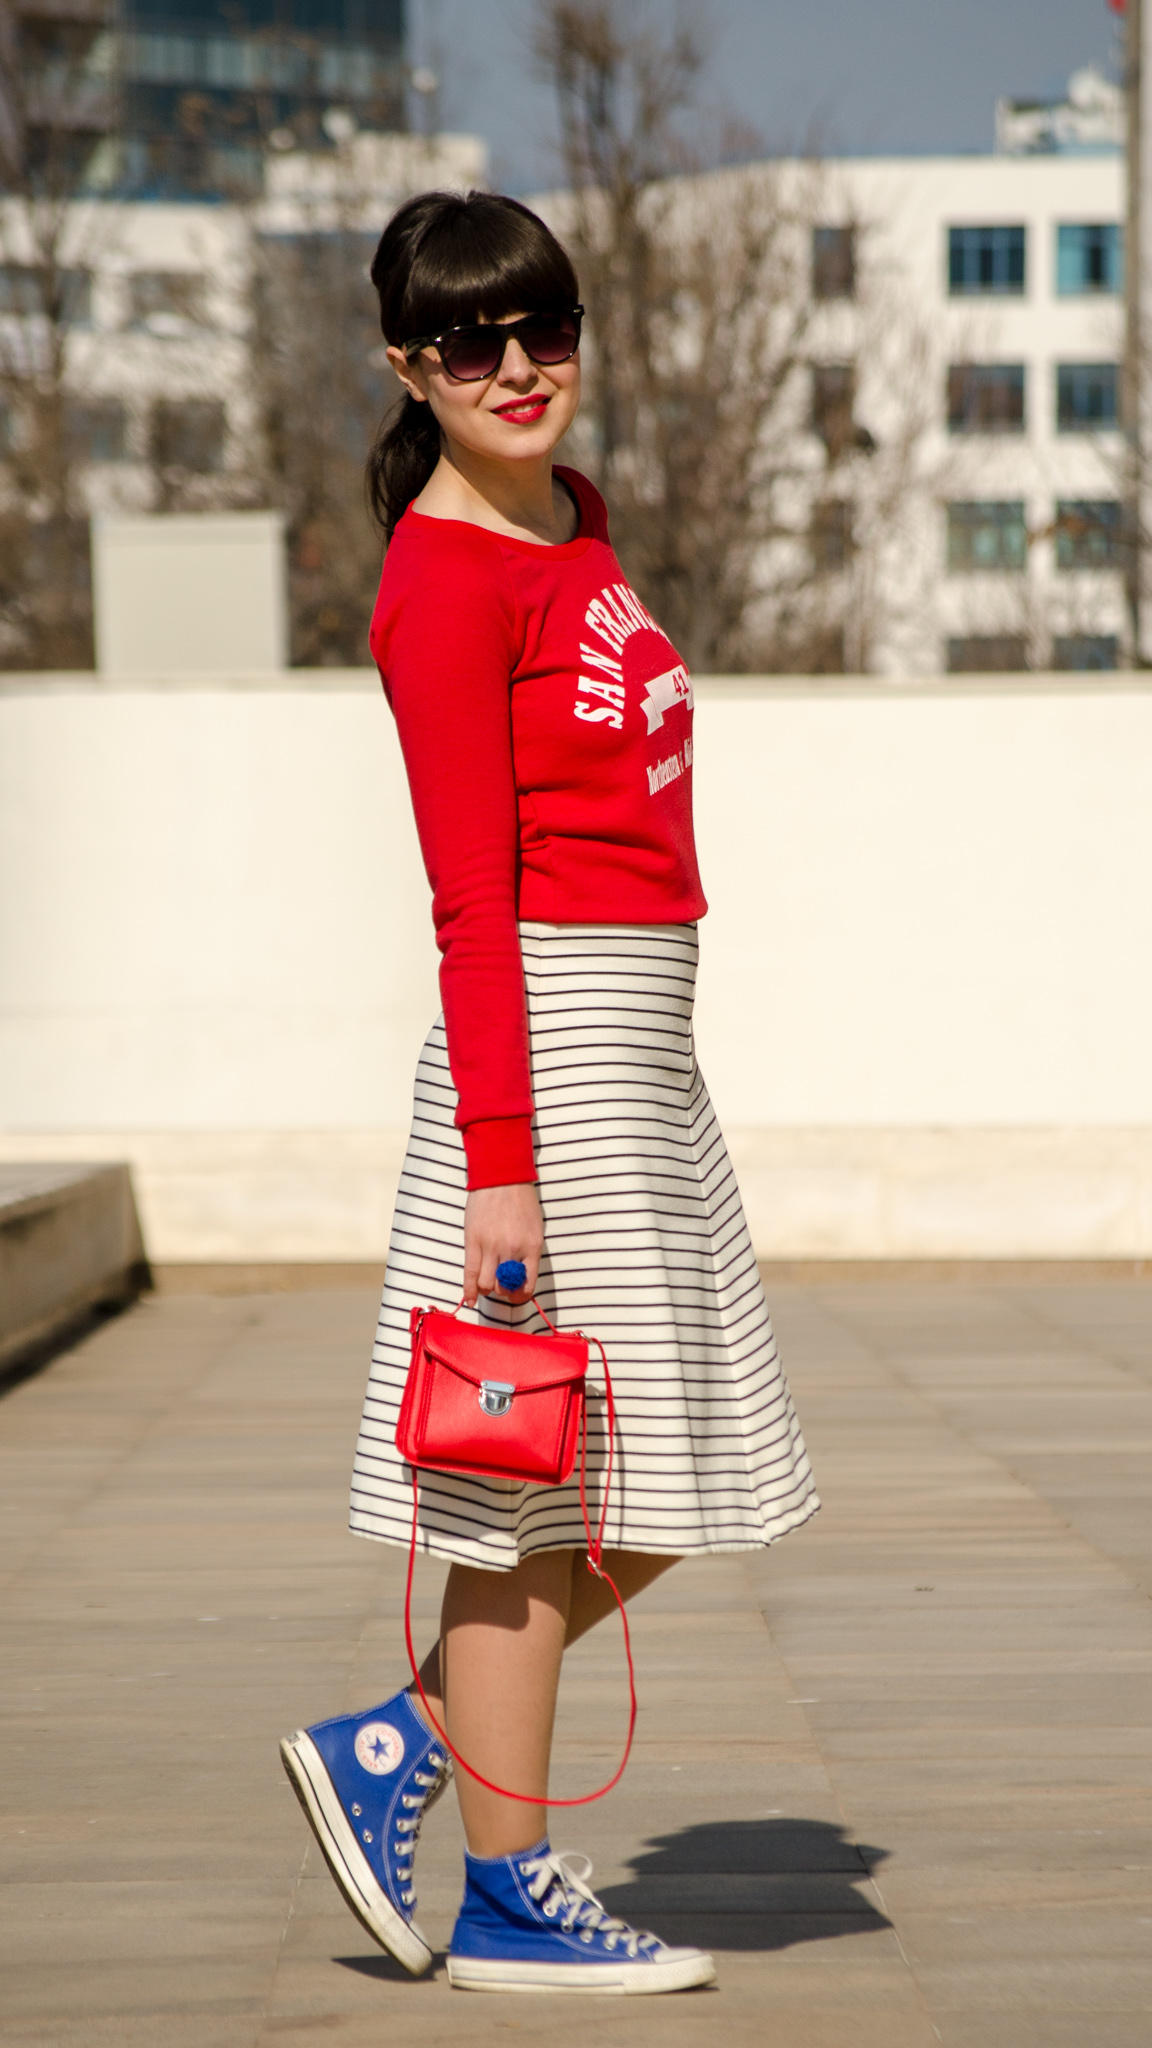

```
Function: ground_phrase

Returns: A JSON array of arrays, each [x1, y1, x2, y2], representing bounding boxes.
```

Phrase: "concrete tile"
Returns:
[[934, 2018, 1152, 2048], [4, 1282, 1152, 2040]]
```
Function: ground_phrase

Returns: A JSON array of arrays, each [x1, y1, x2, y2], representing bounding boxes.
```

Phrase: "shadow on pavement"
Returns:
[[596, 1817, 891, 1953], [335, 1950, 424, 1983], [334, 1818, 890, 1976]]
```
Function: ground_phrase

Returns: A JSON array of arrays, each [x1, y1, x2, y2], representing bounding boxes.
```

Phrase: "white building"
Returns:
[[814, 138, 1125, 673], [0, 131, 487, 526], [1, 77, 1128, 675], [532, 70, 1128, 677]]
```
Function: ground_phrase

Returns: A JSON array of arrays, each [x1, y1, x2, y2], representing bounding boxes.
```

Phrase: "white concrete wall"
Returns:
[[92, 513, 288, 674], [2, 672, 1150, 1261]]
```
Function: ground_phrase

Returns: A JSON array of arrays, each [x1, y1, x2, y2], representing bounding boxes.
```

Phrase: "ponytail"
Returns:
[[366, 392, 441, 543]]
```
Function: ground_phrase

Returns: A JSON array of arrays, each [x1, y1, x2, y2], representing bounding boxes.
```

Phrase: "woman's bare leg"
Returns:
[[439, 1551, 574, 1858], [565, 1550, 681, 1645], [406, 1550, 682, 1858]]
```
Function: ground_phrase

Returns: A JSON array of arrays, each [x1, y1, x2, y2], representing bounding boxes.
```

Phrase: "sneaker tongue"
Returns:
[[401, 1688, 442, 1749]]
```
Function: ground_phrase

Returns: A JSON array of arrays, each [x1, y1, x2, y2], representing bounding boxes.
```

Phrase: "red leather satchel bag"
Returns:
[[397, 1305, 588, 1485], [396, 1297, 636, 1807]]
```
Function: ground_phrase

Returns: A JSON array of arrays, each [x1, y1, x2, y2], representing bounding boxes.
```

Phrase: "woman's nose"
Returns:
[[497, 338, 538, 384]]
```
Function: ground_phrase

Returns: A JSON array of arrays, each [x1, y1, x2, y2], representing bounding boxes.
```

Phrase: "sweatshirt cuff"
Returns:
[[462, 1115, 538, 1190]]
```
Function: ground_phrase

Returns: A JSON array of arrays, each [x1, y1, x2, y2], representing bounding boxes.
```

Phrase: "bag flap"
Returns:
[[420, 1310, 587, 1394]]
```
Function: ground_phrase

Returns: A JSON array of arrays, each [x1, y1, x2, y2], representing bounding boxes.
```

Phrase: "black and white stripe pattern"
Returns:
[[350, 923, 819, 1567]]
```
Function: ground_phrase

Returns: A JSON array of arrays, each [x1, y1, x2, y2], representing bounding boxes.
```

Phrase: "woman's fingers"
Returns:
[[516, 1245, 541, 1300], [463, 1184, 544, 1305], [476, 1238, 499, 1299], [462, 1230, 482, 1307]]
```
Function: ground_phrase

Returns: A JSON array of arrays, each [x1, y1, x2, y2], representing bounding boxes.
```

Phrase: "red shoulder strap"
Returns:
[[401, 1316, 636, 1806]]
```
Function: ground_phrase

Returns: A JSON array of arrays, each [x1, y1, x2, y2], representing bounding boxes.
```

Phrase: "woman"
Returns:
[[281, 189, 818, 1997]]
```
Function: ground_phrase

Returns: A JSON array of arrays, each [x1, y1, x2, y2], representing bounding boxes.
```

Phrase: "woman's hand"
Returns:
[[462, 1183, 544, 1306]]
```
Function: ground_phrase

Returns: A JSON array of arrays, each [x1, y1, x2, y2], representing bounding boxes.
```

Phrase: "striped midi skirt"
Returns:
[[349, 923, 819, 1568]]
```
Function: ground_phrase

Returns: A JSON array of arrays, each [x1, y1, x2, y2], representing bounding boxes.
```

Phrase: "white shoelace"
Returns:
[[392, 1751, 449, 1906], [519, 1851, 661, 1958]]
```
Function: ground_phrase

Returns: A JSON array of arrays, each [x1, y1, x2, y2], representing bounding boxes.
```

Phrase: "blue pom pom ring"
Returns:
[[495, 1259, 527, 1293]]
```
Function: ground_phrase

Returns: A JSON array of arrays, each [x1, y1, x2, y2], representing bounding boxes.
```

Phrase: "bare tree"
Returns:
[[535, 0, 820, 670], [242, 131, 479, 665], [246, 218, 394, 665], [534, 1, 958, 675], [0, 0, 114, 666]]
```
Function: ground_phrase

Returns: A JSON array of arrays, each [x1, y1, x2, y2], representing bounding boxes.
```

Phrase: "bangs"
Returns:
[[373, 192, 579, 344]]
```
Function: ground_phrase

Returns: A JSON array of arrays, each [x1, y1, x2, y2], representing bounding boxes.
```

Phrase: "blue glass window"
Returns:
[[1053, 635, 1119, 670], [0, 264, 91, 322], [946, 636, 1028, 672], [65, 401, 129, 463], [1056, 224, 1122, 295], [948, 226, 1026, 295], [812, 227, 856, 300], [1056, 364, 1119, 432], [1054, 501, 1123, 570], [947, 502, 1027, 571], [947, 364, 1026, 433]]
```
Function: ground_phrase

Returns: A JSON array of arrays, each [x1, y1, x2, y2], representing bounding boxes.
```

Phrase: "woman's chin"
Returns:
[[465, 425, 571, 464]]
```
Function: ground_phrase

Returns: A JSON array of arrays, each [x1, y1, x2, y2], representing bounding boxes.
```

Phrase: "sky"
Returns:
[[408, 0, 1121, 193]]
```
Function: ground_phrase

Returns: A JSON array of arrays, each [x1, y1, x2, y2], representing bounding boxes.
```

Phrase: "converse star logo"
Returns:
[[354, 1722, 405, 1775]]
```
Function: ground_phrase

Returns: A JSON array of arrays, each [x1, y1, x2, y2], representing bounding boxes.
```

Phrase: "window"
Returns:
[[812, 226, 855, 300], [1056, 223, 1122, 295], [149, 399, 225, 471], [811, 363, 857, 456], [0, 264, 91, 323], [947, 364, 1026, 434], [948, 225, 1026, 295], [1056, 363, 1119, 432], [128, 271, 207, 333], [1053, 635, 1119, 670], [64, 400, 128, 463], [947, 502, 1027, 572], [1054, 500, 1123, 570], [946, 635, 1029, 673], [810, 499, 853, 570]]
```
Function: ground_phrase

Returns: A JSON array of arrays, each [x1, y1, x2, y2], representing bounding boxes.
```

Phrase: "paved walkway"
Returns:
[[2, 1277, 1150, 2047]]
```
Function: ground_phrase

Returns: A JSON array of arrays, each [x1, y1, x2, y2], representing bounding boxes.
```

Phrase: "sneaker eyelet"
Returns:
[[351, 1803, 362, 1817], [362, 1829, 373, 1843]]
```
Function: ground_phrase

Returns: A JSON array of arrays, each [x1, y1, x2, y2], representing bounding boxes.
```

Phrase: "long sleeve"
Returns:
[[371, 526, 536, 1190]]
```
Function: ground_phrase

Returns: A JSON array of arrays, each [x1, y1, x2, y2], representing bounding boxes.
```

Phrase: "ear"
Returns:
[[386, 343, 430, 404]]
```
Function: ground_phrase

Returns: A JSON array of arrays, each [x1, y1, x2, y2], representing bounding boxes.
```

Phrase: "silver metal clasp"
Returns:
[[478, 1379, 515, 1418]]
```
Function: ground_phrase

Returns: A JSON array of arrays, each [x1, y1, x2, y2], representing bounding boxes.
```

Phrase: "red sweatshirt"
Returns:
[[370, 466, 706, 1189]]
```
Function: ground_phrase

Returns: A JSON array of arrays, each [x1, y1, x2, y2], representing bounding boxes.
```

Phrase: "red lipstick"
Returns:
[[492, 397, 550, 423]]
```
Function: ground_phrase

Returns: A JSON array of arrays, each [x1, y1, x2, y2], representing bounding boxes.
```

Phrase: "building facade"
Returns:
[[115, 0, 407, 197], [819, 143, 1125, 672], [6, 0, 406, 198], [0, 41, 1129, 675]]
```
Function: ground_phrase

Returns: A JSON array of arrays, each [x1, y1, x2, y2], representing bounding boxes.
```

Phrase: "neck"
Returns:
[[420, 435, 571, 545]]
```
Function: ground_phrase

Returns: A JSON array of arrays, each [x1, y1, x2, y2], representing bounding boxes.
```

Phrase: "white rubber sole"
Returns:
[[445, 1949, 717, 1995], [280, 1729, 433, 1976]]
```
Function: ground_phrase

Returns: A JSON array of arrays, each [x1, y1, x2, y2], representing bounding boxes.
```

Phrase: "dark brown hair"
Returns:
[[366, 190, 580, 541]]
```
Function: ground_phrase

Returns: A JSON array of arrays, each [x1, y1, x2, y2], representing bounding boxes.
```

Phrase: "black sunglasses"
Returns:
[[403, 306, 583, 383]]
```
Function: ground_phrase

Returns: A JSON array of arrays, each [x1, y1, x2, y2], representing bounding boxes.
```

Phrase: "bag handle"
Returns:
[[402, 1303, 637, 1806]]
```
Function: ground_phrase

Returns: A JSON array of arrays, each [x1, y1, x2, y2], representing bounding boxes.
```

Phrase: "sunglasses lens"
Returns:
[[433, 310, 581, 379], [439, 329, 504, 380], [521, 312, 580, 363]]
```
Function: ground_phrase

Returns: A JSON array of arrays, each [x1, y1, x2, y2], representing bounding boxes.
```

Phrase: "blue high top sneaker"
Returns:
[[447, 1842, 716, 1994], [280, 1687, 452, 1975]]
